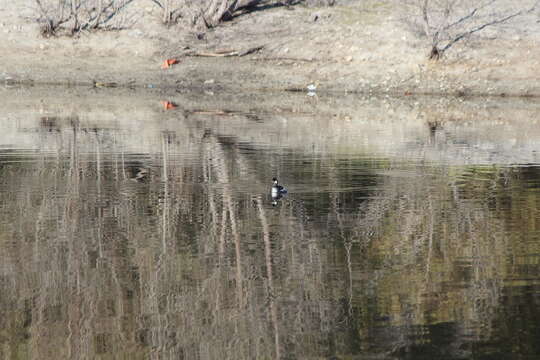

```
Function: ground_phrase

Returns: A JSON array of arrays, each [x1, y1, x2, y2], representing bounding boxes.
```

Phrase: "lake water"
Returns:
[[1, 88, 539, 359]]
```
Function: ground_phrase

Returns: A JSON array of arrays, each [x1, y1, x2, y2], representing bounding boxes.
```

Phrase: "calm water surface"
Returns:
[[1, 90, 540, 359]]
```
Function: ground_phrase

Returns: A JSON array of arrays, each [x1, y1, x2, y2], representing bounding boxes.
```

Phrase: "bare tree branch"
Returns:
[[32, 0, 136, 36], [404, 0, 540, 59], [441, 2, 539, 52]]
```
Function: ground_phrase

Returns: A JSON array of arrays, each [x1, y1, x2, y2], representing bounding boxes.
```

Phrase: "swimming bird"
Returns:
[[271, 177, 287, 198]]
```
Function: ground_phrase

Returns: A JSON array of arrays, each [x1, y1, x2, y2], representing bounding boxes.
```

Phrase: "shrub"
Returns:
[[402, 0, 540, 59], [151, 0, 335, 28], [33, 0, 136, 36], [148, 0, 264, 27]]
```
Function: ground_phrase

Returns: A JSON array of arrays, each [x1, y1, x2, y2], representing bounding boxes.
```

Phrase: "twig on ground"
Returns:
[[186, 45, 264, 57]]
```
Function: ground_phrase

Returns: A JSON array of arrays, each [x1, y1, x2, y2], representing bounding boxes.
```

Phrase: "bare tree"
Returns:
[[403, 0, 539, 59], [148, 0, 185, 24], [150, 0, 267, 27], [33, 0, 136, 36]]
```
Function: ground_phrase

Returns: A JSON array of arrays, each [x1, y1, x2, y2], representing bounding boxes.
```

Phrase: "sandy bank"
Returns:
[[1, 1, 540, 96]]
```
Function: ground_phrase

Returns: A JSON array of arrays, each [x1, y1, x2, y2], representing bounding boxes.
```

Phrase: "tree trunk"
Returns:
[[207, 0, 263, 25]]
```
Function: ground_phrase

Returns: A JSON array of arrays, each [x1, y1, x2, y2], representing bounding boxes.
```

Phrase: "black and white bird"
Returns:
[[271, 177, 287, 198]]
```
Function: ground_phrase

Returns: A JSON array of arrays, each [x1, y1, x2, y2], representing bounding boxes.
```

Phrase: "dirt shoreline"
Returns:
[[1, 1, 540, 96]]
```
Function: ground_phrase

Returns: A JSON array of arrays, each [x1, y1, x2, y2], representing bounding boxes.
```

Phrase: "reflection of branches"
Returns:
[[327, 163, 354, 319], [255, 197, 281, 360], [2, 113, 535, 359], [204, 136, 244, 307]]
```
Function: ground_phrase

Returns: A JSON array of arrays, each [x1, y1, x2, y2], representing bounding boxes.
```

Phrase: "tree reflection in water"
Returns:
[[0, 95, 540, 359]]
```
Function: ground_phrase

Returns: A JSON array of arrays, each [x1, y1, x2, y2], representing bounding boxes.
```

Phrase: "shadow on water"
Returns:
[[0, 88, 540, 359]]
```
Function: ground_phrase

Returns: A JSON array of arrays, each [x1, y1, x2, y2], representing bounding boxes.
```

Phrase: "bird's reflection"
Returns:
[[272, 193, 285, 206]]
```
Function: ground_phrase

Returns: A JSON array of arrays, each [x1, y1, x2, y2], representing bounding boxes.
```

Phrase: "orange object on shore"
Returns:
[[160, 101, 178, 110], [161, 59, 179, 69]]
